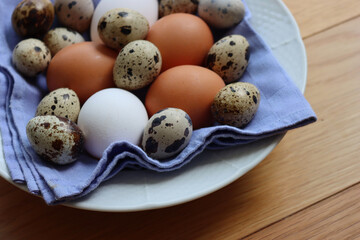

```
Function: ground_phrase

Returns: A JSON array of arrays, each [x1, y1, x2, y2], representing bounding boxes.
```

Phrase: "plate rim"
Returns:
[[66, 0, 308, 212], [0, 0, 307, 212]]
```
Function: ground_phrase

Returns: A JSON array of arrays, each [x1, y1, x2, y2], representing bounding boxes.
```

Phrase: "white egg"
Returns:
[[90, 0, 158, 44], [77, 88, 148, 159]]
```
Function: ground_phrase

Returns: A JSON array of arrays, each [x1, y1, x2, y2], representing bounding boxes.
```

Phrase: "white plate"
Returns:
[[0, 0, 307, 212]]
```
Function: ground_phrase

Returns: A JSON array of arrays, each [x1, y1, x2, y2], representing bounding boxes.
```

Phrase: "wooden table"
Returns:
[[1, 0, 359, 239]]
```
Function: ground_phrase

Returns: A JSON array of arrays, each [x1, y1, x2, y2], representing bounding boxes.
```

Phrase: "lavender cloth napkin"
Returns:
[[0, 0, 316, 204]]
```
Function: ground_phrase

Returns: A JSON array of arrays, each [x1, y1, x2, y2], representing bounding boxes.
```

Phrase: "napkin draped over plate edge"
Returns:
[[0, 0, 317, 204]]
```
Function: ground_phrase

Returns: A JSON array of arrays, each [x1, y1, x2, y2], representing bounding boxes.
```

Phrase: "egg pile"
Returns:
[[12, 0, 261, 164]]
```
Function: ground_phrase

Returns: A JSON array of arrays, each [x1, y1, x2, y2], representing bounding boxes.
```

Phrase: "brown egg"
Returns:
[[211, 82, 260, 128], [12, 0, 55, 38], [145, 65, 225, 129], [46, 42, 118, 104], [146, 13, 213, 72]]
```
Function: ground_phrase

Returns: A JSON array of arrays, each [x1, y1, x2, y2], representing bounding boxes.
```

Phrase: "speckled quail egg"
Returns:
[[159, 0, 199, 18], [98, 8, 149, 50], [142, 108, 193, 160], [12, 0, 55, 38], [206, 35, 250, 83], [26, 115, 84, 165], [113, 40, 162, 90], [54, 0, 94, 32], [36, 88, 81, 122], [211, 82, 260, 128], [43, 28, 85, 56], [12, 38, 51, 77], [198, 0, 245, 29]]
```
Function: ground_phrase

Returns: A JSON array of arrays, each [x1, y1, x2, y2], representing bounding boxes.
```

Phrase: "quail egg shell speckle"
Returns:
[[12, 38, 51, 77], [90, 0, 158, 44], [211, 82, 260, 128], [206, 35, 250, 83], [98, 8, 149, 50], [113, 40, 162, 90], [43, 27, 85, 56], [54, 0, 94, 32], [11, 0, 55, 38], [36, 88, 81, 122], [142, 108, 193, 160], [26, 115, 84, 165], [158, 0, 199, 18], [198, 0, 245, 29]]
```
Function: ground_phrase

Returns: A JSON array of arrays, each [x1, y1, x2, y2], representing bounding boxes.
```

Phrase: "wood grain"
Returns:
[[245, 184, 360, 240], [0, 1, 359, 239], [283, 0, 360, 38]]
